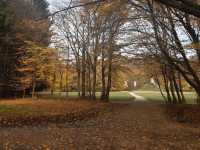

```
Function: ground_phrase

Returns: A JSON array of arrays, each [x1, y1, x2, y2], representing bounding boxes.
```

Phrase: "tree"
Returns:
[[53, 0, 127, 101], [155, 0, 200, 18], [125, 0, 200, 103], [0, 0, 52, 98], [49, 0, 200, 19], [17, 42, 56, 98]]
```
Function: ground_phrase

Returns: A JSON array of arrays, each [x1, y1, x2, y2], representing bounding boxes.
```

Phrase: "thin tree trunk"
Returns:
[[178, 73, 186, 103], [194, 87, 200, 104], [65, 72, 69, 97], [105, 49, 113, 102], [88, 65, 92, 98], [77, 68, 81, 97], [162, 66, 172, 103], [92, 34, 99, 100], [92, 66, 96, 100], [101, 50, 106, 101], [59, 72, 63, 96], [81, 45, 86, 98], [168, 72, 178, 104], [148, 1, 200, 103], [155, 73, 167, 102], [32, 76, 36, 98], [23, 89, 26, 99], [171, 71, 182, 103], [51, 71, 56, 96]]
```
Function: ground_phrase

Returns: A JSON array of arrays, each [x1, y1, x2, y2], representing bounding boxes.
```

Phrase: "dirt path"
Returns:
[[129, 91, 146, 101], [0, 101, 200, 150]]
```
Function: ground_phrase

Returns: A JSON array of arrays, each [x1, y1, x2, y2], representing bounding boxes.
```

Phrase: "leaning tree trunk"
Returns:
[[178, 73, 185, 103], [162, 66, 172, 103], [168, 73, 178, 104], [154, 73, 167, 102], [171, 69, 182, 104]]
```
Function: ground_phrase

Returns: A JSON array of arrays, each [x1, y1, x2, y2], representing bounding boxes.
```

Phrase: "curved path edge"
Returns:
[[128, 91, 146, 101]]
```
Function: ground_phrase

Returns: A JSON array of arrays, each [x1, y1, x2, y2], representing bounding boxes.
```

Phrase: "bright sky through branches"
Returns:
[[47, 0, 70, 12]]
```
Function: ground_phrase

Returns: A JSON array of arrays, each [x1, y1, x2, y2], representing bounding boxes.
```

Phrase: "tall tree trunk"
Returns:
[[106, 61, 112, 101], [51, 71, 56, 96], [66, 48, 70, 97], [92, 35, 99, 100], [32, 74, 36, 98], [23, 89, 26, 99], [168, 73, 178, 104], [178, 73, 185, 103], [88, 65, 92, 98], [171, 70, 182, 103], [197, 92, 200, 104], [162, 66, 172, 103], [77, 68, 81, 97], [81, 45, 86, 98], [59, 72, 63, 96], [105, 48, 113, 101], [155, 73, 167, 102], [92, 65, 96, 100], [65, 69, 69, 97], [101, 50, 106, 101], [194, 87, 200, 104]]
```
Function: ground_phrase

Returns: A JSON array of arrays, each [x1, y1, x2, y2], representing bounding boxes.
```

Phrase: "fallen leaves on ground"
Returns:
[[166, 104, 200, 126], [0, 101, 200, 149], [0, 99, 109, 127]]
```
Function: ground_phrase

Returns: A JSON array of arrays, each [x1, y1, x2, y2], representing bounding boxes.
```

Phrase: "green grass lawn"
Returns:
[[37, 91, 134, 101], [38, 90, 197, 103], [109, 91, 134, 101], [134, 91, 197, 104]]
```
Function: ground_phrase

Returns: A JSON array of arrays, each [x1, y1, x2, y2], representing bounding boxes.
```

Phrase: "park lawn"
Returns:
[[38, 91, 79, 98], [0, 99, 107, 126], [134, 91, 197, 104], [109, 91, 134, 101], [38, 91, 134, 101]]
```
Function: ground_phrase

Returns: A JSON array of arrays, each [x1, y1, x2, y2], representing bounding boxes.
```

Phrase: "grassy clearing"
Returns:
[[134, 91, 197, 104], [109, 91, 134, 101], [38, 91, 134, 101]]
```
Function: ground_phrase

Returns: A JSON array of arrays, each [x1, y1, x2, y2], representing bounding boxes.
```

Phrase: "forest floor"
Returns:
[[0, 99, 200, 149]]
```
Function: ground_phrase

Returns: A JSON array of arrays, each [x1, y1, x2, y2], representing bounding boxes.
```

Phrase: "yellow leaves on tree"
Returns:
[[98, 0, 128, 19], [16, 19, 51, 45], [18, 41, 57, 91]]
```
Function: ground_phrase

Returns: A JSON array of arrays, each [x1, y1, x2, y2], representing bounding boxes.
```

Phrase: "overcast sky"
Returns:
[[47, 0, 70, 12], [47, 0, 60, 12], [47, 0, 57, 5]]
